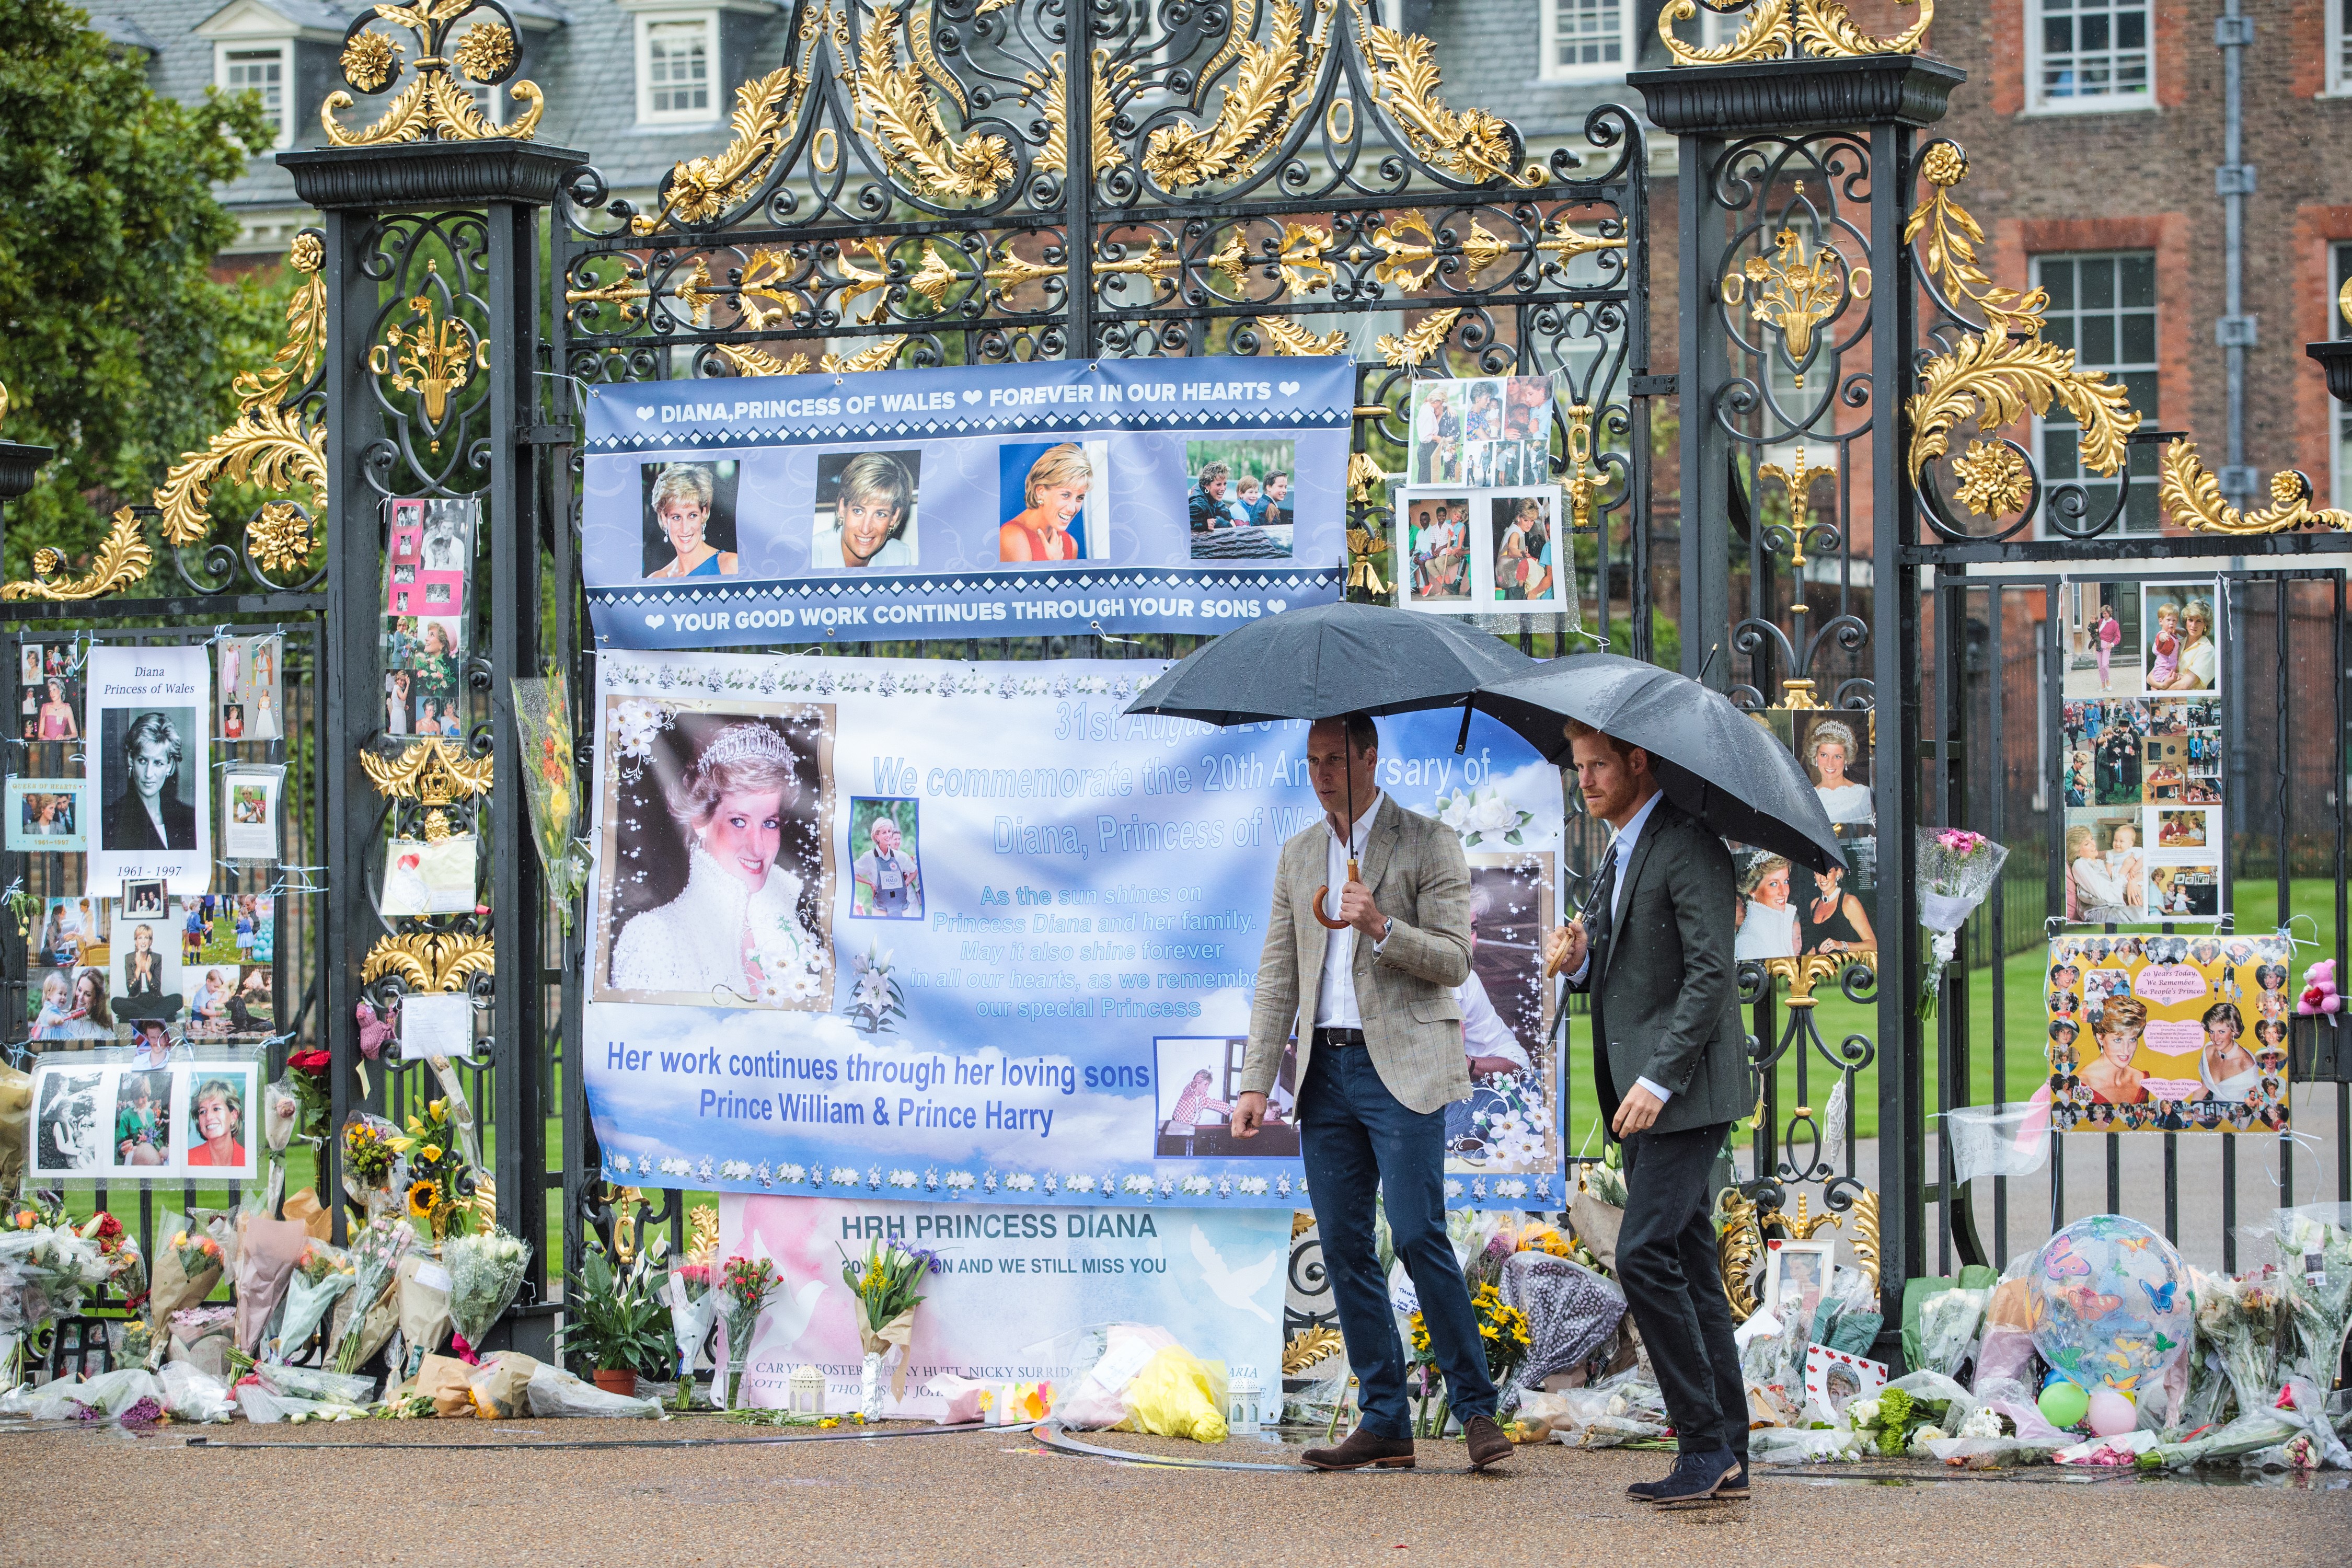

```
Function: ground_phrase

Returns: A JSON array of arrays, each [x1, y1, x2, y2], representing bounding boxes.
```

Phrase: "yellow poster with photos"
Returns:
[[2044, 932, 2292, 1133]]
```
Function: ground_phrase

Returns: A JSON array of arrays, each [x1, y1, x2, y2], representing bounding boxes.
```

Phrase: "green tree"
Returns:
[[0, 0, 286, 577]]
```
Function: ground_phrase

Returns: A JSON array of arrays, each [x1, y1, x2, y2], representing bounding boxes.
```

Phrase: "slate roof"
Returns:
[[112, 0, 1655, 245]]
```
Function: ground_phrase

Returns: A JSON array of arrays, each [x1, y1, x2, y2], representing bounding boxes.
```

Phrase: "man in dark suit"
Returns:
[[1546, 717, 1748, 1511], [103, 711, 198, 852]]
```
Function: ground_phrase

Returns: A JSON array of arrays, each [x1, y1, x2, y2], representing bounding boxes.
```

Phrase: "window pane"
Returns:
[[2038, 0, 2149, 101], [1552, 0, 1622, 68], [2033, 250, 2159, 533], [647, 22, 710, 115], [225, 48, 284, 129]]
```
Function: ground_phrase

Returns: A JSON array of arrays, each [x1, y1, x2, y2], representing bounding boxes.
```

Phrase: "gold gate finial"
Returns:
[[322, 0, 547, 145]]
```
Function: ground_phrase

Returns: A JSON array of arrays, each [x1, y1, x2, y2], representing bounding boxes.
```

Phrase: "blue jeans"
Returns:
[[1299, 1046, 1497, 1439]]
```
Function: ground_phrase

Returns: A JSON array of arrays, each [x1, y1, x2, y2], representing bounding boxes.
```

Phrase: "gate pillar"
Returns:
[[1631, 54, 1964, 1327], [285, 131, 584, 1352]]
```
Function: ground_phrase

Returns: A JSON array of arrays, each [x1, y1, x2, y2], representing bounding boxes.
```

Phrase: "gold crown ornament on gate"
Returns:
[[324, 0, 546, 145]]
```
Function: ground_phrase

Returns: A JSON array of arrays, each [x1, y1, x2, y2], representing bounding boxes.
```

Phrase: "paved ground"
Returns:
[[5, 1416, 2348, 1567]]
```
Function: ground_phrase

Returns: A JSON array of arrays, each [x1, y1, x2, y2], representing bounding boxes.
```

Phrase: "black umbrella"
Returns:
[[1472, 652, 1849, 875], [1123, 601, 1535, 727], [1125, 601, 1535, 927]]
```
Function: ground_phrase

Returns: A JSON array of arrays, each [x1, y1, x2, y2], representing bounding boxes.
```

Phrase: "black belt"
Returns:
[[1311, 1027, 1367, 1047]]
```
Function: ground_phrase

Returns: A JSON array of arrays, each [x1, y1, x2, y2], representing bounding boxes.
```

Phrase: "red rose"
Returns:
[[289, 1048, 332, 1078], [94, 1211, 123, 1242]]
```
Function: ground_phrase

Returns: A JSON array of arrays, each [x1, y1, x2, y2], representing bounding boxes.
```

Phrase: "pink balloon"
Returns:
[[2087, 1387, 2136, 1438]]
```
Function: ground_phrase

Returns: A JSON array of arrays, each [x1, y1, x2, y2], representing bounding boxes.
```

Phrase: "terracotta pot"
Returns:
[[592, 1368, 637, 1398]]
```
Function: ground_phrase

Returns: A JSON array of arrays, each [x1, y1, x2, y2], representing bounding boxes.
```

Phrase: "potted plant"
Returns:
[[564, 1238, 669, 1397]]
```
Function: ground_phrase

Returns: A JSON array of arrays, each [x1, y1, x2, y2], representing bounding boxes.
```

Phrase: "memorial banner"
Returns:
[[2043, 931, 2291, 1133], [717, 1194, 1286, 1417], [583, 652, 1566, 1207], [581, 358, 1353, 649]]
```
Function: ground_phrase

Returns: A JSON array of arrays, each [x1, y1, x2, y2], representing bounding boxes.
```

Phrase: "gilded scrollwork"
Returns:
[[322, 0, 545, 146], [857, 4, 1017, 201], [152, 234, 328, 551], [1716, 1187, 1763, 1321], [2158, 441, 2352, 535], [1904, 145, 2139, 508], [1350, 9, 1523, 185], [1377, 307, 1461, 369], [0, 508, 154, 602], [362, 930, 495, 993], [1254, 316, 1350, 356], [1144, 0, 1319, 190], [1658, 0, 1930, 65]]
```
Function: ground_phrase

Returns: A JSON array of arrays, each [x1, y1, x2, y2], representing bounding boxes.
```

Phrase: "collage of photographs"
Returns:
[[1397, 378, 1576, 616], [1733, 709, 1877, 962], [2042, 930, 2292, 1133], [2060, 578, 2226, 925], [381, 497, 475, 738], [24, 892, 278, 1045], [28, 1054, 261, 1182]]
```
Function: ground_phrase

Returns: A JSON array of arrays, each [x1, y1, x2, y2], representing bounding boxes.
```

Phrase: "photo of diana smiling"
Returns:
[[814, 451, 920, 568]]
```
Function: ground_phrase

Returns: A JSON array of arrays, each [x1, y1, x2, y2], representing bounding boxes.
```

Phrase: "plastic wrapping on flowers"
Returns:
[[443, 1228, 533, 1354]]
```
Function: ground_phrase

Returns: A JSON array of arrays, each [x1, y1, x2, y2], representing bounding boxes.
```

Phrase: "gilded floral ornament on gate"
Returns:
[[322, 0, 545, 146], [1904, 143, 2139, 510], [1734, 215, 1863, 386], [1659, 0, 1934, 65], [1950, 440, 2031, 520], [245, 502, 317, 574]]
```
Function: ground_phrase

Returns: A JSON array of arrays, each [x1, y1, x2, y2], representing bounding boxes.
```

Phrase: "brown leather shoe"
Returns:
[[1301, 1426, 1417, 1470], [1463, 1414, 1514, 1471]]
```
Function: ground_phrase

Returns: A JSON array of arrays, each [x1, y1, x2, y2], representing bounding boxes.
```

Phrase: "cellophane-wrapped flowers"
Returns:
[[1916, 827, 2009, 1019], [444, 1228, 533, 1357]]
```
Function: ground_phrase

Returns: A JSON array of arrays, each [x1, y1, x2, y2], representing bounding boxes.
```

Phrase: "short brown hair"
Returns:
[[2097, 997, 2148, 1035], [1562, 717, 1632, 760], [1310, 711, 1378, 757]]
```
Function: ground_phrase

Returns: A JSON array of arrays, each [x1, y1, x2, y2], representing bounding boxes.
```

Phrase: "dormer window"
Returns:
[[638, 14, 716, 124], [218, 42, 290, 147]]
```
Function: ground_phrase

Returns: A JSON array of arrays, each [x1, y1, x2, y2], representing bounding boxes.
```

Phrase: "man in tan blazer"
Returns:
[[1232, 712, 1512, 1472]]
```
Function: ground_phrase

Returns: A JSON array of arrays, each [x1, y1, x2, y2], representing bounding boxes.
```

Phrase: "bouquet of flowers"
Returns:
[[2268, 1204, 2352, 1392], [389, 1097, 480, 1240], [269, 1241, 356, 1363], [83, 1212, 146, 1310], [0, 1210, 108, 1385], [2192, 1267, 2285, 1421], [443, 1227, 533, 1361], [340, 1112, 406, 1223], [717, 1254, 780, 1409], [511, 672, 591, 933], [282, 1048, 333, 1142], [841, 1241, 935, 1419], [332, 1217, 413, 1374], [666, 1260, 719, 1393], [1915, 827, 2009, 1019]]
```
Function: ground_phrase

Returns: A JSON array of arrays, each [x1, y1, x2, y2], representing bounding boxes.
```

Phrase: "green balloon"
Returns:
[[2039, 1380, 2090, 1429]]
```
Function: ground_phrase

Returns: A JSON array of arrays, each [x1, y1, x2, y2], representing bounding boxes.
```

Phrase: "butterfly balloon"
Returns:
[[2030, 1215, 2192, 1406]]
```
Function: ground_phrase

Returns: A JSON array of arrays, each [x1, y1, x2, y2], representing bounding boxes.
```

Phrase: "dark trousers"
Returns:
[[1617, 1121, 1745, 1457], [1298, 1046, 1497, 1440]]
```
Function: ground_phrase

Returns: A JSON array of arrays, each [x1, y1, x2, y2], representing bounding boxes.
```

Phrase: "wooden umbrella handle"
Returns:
[[1541, 915, 1587, 978], [1313, 861, 1359, 930]]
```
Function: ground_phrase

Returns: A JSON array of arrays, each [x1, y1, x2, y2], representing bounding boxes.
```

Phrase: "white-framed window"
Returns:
[[2329, 0, 2352, 96], [2332, 244, 2352, 509], [637, 15, 716, 124], [1539, 0, 1627, 80], [217, 42, 290, 147], [2029, 0, 2153, 110], [2033, 251, 2161, 533]]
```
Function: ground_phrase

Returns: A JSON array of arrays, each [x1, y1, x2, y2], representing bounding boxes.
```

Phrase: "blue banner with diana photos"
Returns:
[[579, 358, 1353, 648], [581, 652, 1566, 1207]]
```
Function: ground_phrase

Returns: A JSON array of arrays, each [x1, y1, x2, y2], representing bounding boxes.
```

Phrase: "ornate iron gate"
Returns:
[[549, 0, 1660, 1259]]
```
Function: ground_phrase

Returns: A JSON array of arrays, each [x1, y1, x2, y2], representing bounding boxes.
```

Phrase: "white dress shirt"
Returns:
[[1569, 787, 1674, 1105], [1458, 970, 1530, 1071], [1312, 795, 1388, 1030]]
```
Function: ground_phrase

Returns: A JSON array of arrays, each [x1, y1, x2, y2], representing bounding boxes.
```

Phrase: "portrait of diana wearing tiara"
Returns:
[[596, 705, 836, 1009]]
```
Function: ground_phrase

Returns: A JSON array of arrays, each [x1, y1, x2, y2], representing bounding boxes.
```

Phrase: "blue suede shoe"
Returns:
[[1645, 1446, 1740, 1511]]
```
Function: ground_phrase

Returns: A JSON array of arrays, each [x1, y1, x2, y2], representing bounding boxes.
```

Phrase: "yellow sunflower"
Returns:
[[405, 1179, 439, 1219]]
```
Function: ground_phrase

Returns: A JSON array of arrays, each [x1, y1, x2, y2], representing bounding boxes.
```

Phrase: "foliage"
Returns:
[[0, 0, 290, 577], [388, 1097, 476, 1238], [564, 1238, 672, 1375], [839, 1240, 932, 1332]]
